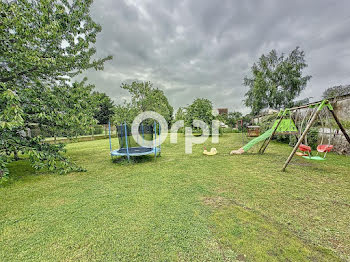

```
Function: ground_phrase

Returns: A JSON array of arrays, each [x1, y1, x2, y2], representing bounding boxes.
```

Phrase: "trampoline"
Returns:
[[108, 121, 161, 161]]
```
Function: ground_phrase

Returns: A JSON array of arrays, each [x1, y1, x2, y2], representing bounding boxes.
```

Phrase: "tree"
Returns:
[[216, 111, 243, 127], [322, 84, 350, 99], [0, 0, 112, 85], [1, 79, 96, 178], [244, 47, 311, 115], [217, 113, 228, 125], [114, 103, 139, 125], [227, 111, 243, 127], [0, 0, 111, 180], [115, 81, 173, 125], [174, 107, 186, 122], [185, 98, 214, 129], [93, 92, 115, 125], [34, 78, 98, 138]]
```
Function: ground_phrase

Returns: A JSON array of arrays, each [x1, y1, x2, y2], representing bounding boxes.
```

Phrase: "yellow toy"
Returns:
[[203, 147, 217, 156]]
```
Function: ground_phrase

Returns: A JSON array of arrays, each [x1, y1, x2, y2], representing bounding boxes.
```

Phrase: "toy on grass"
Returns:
[[203, 147, 217, 156]]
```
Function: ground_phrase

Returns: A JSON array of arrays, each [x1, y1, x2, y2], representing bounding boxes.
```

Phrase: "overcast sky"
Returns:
[[85, 0, 350, 113]]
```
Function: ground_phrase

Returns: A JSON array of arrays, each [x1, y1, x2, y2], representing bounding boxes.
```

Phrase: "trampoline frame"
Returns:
[[108, 121, 161, 161]]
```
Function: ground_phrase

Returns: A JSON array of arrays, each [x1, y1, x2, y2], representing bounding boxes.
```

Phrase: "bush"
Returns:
[[221, 128, 241, 133], [259, 114, 278, 133], [275, 133, 291, 144], [306, 127, 319, 150], [288, 127, 319, 149], [93, 125, 104, 135], [289, 135, 297, 147]]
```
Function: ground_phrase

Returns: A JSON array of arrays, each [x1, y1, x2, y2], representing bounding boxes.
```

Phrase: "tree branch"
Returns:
[[0, 66, 38, 83]]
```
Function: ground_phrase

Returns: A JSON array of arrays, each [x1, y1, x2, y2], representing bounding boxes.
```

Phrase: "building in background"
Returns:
[[217, 108, 228, 115]]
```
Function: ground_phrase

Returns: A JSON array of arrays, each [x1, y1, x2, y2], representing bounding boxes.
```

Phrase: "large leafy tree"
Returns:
[[185, 98, 214, 128], [115, 81, 173, 125], [244, 47, 311, 115], [0, 0, 112, 180], [92, 92, 115, 125]]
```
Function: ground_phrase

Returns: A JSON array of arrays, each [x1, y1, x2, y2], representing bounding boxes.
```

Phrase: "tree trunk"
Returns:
[[14, 150, 19, 161]]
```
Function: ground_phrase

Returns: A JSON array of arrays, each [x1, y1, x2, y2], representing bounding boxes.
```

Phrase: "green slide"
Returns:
[[242, 129, 273, 152]]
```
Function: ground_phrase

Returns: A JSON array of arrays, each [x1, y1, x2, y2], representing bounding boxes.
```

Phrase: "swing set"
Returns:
[[281, 99, 350, 171], [296, 102, 335, 161], [253, 99, 350, 171]]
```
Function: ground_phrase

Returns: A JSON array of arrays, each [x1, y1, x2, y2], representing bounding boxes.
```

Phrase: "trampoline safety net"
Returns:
[[116, 123, 158, 149]]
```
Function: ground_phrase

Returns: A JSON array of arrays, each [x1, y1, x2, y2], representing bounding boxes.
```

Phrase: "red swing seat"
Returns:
[[317, 145, 333, 153], [298, 144, 311, 152]]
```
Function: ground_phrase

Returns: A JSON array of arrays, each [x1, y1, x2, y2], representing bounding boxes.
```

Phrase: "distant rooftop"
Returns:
[[217, 108, 228, 115]]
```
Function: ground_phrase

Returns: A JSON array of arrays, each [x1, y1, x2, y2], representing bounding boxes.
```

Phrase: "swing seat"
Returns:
[[298, 144, 311, 152], [302, 155, 326, 161], [295, 152, 308, 156], [301, 145, 333, 161], [317, 145, 333, 153]]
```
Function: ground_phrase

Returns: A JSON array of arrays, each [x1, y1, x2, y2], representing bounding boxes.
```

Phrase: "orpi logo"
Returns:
[[131, 110, 220, 154]]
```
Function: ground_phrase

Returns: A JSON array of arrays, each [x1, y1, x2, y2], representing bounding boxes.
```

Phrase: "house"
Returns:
[[217, 108, 228, 115]]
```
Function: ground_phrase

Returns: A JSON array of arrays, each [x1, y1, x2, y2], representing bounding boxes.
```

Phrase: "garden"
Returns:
[[1, 134, 350, 261], [1, 0, 350, 261]]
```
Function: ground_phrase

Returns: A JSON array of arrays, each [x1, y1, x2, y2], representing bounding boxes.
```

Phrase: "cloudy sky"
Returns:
[[85, 0, 350, 113]]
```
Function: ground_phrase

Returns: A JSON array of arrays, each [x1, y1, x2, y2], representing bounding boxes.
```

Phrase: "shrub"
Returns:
[[222, 128, 239, 133], [289, 127, 319, 149], [306, 127, 319, 150], [93, 125, 104, 135]]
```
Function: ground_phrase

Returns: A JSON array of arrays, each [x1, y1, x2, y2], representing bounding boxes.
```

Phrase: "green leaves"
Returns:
[[115, 81, 174, 125], [0, 85, 24, 130], [27, 141, 86, 175], [0, 0, 111, 179], [92, 92, 115, 125], [218, 111, 243, 127], [176, 98, 215, 130], [244, 47, 311, 115], [0, 0, 112, 85], [186, 98, 214, 127]]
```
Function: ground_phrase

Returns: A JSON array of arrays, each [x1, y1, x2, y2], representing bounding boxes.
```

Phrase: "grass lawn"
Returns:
[[1, 133, 350, 261]]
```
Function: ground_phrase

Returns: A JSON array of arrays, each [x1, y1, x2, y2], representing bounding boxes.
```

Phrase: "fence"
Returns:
[[28, 124, 118, 144]]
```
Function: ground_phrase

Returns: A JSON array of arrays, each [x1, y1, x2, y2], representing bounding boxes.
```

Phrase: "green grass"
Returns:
[[1, 134, 350, 261]]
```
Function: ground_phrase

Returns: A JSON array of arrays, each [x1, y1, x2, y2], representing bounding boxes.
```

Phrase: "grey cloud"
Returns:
[[84, 0, 350, 113]]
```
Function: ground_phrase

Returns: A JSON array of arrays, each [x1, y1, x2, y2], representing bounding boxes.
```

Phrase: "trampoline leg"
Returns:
[[124, 122, 130, 162], [159, 125, 161, 157], [154, 121, 157, 159]]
